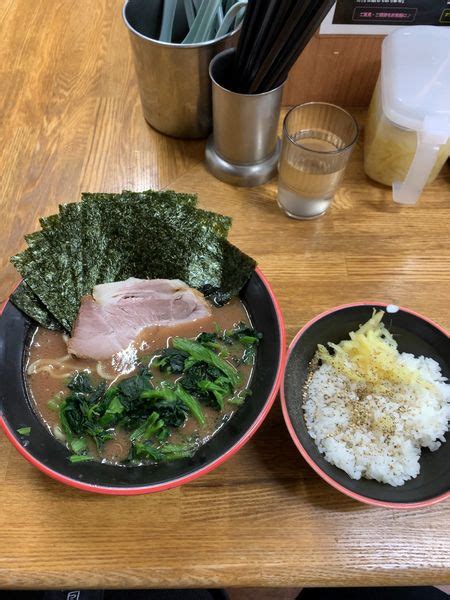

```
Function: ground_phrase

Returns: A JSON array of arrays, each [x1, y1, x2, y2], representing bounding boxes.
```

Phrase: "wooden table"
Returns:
[[1, 0, 450, 591]]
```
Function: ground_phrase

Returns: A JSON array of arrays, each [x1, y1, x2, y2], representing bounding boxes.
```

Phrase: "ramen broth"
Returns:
[[26, 298, 254, 464]]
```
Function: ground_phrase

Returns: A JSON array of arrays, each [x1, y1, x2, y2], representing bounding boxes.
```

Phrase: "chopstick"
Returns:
[[237, 0, 280, 89], [233, 0, 265, 89], [231, 0, 334, 94], [244, 0, 300, 83], [248, 0, 312, 93], [252, 0, 320, 93], [257, 0, 335, 92]]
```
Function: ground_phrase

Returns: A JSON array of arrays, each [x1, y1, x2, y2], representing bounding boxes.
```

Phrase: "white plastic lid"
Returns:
[[381, 27, 450, 205], [381, 26, 450, 134]]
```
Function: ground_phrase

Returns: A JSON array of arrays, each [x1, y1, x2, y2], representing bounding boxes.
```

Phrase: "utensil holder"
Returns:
[[205, 48, 284, 186], [123, 0, 239, 139]]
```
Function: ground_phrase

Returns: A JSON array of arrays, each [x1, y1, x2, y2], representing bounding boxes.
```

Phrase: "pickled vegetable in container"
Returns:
[[364, 27, 450, 205]]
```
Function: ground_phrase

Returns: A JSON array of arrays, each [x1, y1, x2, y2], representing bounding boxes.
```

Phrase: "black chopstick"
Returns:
[[231, 0, 334, 94], [267, 0, 335, 91], [253, 0, 335, 93], [254, 0, 320, 93], [244, 0, 300, 92], [238, 0, 285, 92], [248, 0, 313, 93], [233, 0, 264, 90]]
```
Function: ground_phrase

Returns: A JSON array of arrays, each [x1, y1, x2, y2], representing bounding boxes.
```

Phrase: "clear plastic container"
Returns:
[[364, 27, 450, 205]]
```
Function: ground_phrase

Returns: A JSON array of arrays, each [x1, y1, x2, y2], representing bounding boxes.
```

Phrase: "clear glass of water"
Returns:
[[277, 102, 359, 220]]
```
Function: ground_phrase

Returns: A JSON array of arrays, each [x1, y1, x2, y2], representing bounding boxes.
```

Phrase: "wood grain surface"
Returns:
[[283, 35, 383, 107], [1, 0, 450, 591]]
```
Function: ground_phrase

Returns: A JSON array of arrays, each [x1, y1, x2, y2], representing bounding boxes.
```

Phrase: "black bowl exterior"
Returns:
[[282, 303, 450, 507], [0, 270, 285, 494]]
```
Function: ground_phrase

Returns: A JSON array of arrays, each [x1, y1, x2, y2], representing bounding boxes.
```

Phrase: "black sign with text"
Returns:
[[333, 0, 450, 25]]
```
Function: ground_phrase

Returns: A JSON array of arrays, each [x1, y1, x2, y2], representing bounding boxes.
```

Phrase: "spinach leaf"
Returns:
[[179, 362, 233, 411], [117, 366, 153, 404], [172, 337, 240, 387], [153, 348, 189, 374], [17, 427, 31, 436], [141, 384, 205, 426]]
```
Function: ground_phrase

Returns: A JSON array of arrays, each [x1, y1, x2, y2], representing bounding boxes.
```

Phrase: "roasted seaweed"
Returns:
[[9, 189, 255, 331], [10, 281, 63, 330]]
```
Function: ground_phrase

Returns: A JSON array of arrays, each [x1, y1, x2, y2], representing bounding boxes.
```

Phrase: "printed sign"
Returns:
[[333, 1, 450, 25]]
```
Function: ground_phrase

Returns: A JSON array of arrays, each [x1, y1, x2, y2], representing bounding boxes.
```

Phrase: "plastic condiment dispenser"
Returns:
[[364, 26, 450, 205]]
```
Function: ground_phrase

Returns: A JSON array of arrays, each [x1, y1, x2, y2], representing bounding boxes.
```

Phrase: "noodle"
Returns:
[[28, 354, 117, 382], [26, 298, 255, 465], [96, 362, 117, 381], [27, 355, 83, 379]]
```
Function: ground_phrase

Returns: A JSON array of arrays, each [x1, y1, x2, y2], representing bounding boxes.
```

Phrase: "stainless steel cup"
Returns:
[[205, 48, 284, 186], [123, 0, 239, 139]]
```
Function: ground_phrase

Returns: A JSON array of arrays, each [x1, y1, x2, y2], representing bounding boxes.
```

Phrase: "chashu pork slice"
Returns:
[[68, 278, 211, 360]]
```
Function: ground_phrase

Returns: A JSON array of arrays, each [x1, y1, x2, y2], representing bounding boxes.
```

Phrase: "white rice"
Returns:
[[303, 353, 450, 486]]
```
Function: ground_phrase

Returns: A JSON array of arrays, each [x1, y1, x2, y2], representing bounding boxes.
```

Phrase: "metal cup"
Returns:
[[205, 48, 284, 186], [123, 0, 239, 139]]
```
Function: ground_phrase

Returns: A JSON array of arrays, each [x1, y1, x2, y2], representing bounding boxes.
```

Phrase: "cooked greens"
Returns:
[[17, 427, 31, 436], [172, 337, 241, 387], [69, 455, 94, 463], [153, 348, 190, 374], [10, 189, 255, 331], [59, 326, 261, 464]]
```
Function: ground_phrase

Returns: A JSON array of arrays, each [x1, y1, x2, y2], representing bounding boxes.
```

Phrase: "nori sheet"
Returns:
[[56, 202, 85, 300], [105, 194, 233, 284], [10, 281, 63, 330], [11, 220, 79, 332], [18, 229, 69, 329], [9, 189, 255, 332], [40, 203, 84, 305], [79, 190, 200, 292], [110, 196, 253, 294], [80, 192, 123, 288], [10, 246, 74, 331]]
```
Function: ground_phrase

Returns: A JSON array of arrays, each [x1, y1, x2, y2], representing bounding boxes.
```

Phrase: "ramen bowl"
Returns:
[[281, 302, 450, 509], [0, 268, 285, 494]]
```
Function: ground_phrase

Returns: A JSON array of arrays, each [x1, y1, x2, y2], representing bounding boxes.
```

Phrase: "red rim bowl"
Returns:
[[281, 301, 450, 509], [0, 268, 286, 494]]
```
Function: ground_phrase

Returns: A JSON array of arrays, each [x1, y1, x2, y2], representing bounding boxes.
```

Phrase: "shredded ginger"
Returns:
[[317, 310, 433, 393]]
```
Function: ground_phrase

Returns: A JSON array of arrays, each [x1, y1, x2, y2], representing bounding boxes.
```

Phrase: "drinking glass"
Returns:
[[277, 102, 359, 219]]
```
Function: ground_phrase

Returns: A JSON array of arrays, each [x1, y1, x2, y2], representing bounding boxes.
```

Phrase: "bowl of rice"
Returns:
[[281, 302, 450, 508]]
